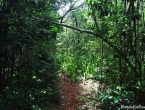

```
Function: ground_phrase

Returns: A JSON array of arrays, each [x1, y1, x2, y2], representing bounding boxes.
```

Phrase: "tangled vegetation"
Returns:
[[56, 0, 145, 109], [1, 0, 145, 109], [0, 0, 60, 109]]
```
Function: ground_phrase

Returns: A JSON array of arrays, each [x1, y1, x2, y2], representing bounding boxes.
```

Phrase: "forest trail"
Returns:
[[53, 73, 103, 110]]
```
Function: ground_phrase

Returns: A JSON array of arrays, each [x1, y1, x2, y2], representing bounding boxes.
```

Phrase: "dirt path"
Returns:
[[53, 73, 102, 110]]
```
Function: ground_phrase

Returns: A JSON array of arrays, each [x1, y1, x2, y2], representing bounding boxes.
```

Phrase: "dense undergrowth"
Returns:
[[0, 0, 61, 109], [1, 0, 145, 109], [56, 0, 145, 108], [0, 44, 61, 110], [94, 76, 145, 109]]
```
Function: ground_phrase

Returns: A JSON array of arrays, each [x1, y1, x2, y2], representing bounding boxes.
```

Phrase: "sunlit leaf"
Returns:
[[51, 26, 58, 32], [114, 96, 120, 103]]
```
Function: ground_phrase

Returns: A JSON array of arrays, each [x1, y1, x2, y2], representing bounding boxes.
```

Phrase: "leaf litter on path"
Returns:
[[53, 73, 103, 110]]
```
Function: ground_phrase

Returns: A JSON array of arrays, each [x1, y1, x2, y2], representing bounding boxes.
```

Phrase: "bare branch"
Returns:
[[31, 15, 95, 35], [52, 21, 137, 74], [90, 3, 100, 31], [60, 0, 85, 23], [52, 22, 96, 35], [31, 15, 137, 74]]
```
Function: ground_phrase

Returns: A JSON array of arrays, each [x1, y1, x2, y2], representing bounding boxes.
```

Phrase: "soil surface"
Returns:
[[53, 73, 103, 110]]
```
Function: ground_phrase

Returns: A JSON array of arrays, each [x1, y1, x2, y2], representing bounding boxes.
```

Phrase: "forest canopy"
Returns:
[[56, 0, 145, 108], [0, 0, 145, 109]]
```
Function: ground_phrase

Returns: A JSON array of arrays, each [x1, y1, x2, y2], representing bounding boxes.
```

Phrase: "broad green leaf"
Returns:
[[102, 95, 109, 103], [51, 26, 58, 32], [112, 90, 120, 95], [38, 54, 42, 57], [114, 96, 120, 103]]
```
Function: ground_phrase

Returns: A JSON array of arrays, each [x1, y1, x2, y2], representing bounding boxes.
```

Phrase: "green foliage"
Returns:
[[0, 44, 61, 109], [57, 33, 100, 82], [0, 0, 61, 109], [96, 88, 134, 110], [92, 80, 145, 109], [57, 0, 145, 108], [93, 74, 105, 82]]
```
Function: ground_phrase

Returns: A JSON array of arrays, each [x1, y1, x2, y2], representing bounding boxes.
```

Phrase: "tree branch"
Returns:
[[59, 0, 85, 23], [52, 22, 96, 35], [52, 21, 137, 74], [31, 15, 137, 74], [90, 3, 100, 31]]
